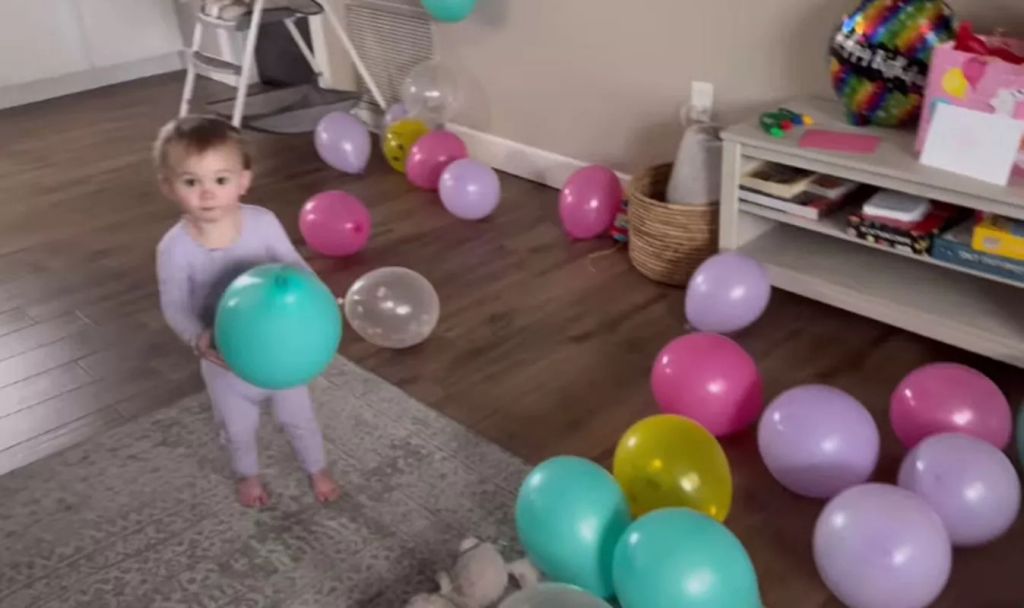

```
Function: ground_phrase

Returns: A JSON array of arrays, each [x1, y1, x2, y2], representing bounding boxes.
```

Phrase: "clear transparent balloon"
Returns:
[[343, 267, 439, 349], [401, 61, 461, 124]]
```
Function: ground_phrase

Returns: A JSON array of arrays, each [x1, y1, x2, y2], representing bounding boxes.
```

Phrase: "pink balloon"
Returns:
[[405, 130, 468, 191], [559, 165, 622, 239], [299, 191, 371, 257], [890, 363, 1011, 449], [650, 333, 764, 437]]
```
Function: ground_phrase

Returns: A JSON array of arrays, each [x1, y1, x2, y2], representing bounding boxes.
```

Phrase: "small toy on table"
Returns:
[[759, 108, 815, 138]]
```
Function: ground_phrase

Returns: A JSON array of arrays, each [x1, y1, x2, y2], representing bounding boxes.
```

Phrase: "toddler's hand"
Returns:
[[196, 330, 228, 368]]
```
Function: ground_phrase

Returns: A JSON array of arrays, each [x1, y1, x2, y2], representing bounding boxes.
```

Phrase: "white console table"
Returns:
[[718, 96, 1024, 368]]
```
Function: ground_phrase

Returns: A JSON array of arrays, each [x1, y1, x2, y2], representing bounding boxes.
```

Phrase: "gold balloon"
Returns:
[[382, 118, 429, 173], [612, 414, 732, 521]]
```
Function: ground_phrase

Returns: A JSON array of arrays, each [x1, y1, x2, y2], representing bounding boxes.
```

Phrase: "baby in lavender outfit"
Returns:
[[153, 115, 340, 507]]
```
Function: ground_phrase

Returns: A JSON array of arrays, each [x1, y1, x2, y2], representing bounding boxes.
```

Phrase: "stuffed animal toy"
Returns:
[[405, 537, 540, 608]]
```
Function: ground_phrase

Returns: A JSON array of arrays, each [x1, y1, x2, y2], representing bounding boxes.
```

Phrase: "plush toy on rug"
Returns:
[[405, 537, 540, 608], [200, 0, 323, 21]]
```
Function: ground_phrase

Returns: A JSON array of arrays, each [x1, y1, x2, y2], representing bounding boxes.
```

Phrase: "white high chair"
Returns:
[[178, 0, 386, 126]]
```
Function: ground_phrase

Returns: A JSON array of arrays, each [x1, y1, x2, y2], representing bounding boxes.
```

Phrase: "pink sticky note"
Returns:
[[799, 129, 882, 155]]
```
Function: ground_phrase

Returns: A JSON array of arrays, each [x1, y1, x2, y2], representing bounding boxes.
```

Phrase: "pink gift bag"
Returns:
[[915, 36, 1024, 175]]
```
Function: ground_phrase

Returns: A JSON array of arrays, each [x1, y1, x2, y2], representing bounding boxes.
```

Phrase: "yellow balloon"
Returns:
[[941, 68, 968, 99], [383, 118, 429, 173], [612, 414, 732, 521]]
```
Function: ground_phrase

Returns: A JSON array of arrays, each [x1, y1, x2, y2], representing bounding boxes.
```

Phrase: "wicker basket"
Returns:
[[627, 163, 719, 286]]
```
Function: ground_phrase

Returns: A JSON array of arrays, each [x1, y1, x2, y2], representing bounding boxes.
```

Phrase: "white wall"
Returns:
[[320, 0, 1024, 174], [0, 0, 184, 109]]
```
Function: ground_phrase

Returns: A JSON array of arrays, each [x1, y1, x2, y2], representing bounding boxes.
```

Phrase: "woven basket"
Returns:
[[627, 163, 719, 286]]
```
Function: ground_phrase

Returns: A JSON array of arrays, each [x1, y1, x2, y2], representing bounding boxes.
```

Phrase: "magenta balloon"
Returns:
[[299, 191, 371, 257], [814, 483, 952, 608], [406, 130, 468, 190], [890, 362, 1012, 449], [758, 385, 880, 499], [685, 252, 771, 333], [559, 166, 622, 239], [898, 432, 1021, 547], [650, 333, 763, 437], [439, 158, 501, 220], [313, 111, 371, 174]]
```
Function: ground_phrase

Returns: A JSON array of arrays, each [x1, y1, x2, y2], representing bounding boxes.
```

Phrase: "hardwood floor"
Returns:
[[1, 73, 1022, 607]]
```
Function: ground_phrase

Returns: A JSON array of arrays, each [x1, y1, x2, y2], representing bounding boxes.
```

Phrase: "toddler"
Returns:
[[153, 115, 340, 508]]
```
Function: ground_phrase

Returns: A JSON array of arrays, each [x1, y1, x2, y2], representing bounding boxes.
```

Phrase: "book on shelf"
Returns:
[[739, 174, 870, 221], [861, 190, 932, 225], [740, 162, 818, 199], [847, 200, 969, 256], [932, 219, 1024, 285], [972, 215, 1024, 262]]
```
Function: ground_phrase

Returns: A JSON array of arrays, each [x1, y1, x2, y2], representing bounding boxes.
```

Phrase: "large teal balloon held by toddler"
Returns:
[[613, 508, 762, 608], [215, 264, 342, 390], [514, 456, 630, 599]]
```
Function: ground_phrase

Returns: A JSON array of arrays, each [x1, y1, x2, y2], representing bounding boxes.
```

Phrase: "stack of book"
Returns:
[[739, 162, 869, 221], [932, 217, 1024, 285], [845, 190, 969, 256]]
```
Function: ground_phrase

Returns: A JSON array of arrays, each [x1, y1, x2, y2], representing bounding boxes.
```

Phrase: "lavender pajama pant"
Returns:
[[201, 359, 326, 478]]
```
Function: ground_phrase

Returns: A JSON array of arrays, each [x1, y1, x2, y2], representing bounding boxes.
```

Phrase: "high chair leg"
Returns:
[[230, 0, 266, 126]]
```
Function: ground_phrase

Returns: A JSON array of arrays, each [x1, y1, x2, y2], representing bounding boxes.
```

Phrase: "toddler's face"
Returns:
[[162, 145, 251, 223]]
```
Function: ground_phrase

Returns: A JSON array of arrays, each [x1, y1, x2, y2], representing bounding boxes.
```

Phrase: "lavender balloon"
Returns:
[[439, 158, 501, 220], [314, 111, 371, 174], [384, 102, 409, 126], [685, 252, 771, 333], [898, 432, 1021, 547], [814, 484, 952, 608], [758, 385, 880, 499]]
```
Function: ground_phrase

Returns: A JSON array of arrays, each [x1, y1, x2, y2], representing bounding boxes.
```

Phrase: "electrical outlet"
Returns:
[[688, 81, 714, 123]]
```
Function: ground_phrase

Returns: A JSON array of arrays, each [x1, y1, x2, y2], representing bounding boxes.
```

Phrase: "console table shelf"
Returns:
[[719, 96, 1024, 368]]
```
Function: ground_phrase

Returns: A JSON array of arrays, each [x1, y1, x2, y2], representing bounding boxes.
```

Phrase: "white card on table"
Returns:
[[920, 103, 1024, 186]]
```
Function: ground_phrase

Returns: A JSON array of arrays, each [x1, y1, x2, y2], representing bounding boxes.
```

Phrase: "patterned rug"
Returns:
[[0, 359, 530, 608]]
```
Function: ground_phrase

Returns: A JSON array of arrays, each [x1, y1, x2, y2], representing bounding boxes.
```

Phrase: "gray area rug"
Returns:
[[0, 359, 530, 608]]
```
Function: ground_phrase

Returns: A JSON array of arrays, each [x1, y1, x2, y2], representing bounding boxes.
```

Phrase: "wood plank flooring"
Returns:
[[0, 73, 1022, 607]]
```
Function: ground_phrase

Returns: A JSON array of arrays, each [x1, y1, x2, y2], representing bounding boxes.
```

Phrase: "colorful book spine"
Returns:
[[971, 216, 1024, 262], [933, 234, 1024, 285]]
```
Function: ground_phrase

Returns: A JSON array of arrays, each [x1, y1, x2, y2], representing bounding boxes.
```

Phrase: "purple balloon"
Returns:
[[439, 158, 501, 220], [384, 102, 409, 126], [758, 385, 880, 499], [314, 111, 371, 174], [685, 252, 771, 333], [898, 432, 1021, 547], [814, 484, 951, 608]]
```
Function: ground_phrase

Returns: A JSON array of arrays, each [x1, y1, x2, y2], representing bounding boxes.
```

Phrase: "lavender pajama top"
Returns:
[[156, 204, 326, 477]]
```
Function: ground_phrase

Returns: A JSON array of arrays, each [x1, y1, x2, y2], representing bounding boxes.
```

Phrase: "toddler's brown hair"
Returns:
[[153, 115, 252, 174]]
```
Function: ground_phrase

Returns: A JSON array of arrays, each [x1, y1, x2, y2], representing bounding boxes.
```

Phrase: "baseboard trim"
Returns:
[[0, 52, 186, 110], [446, 124, 632, 191]]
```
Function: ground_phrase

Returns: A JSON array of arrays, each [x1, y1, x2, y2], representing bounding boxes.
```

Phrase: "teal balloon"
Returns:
[[215, 264, 341, 390], [421, 0, 477, 22], [613, 508, 762, 608], [515, 456, 630, 599]]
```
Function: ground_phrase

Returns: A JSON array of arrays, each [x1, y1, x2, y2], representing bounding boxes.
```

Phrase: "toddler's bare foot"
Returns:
[[310, 470, 341, 503], [237, 476, 269, 508]]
